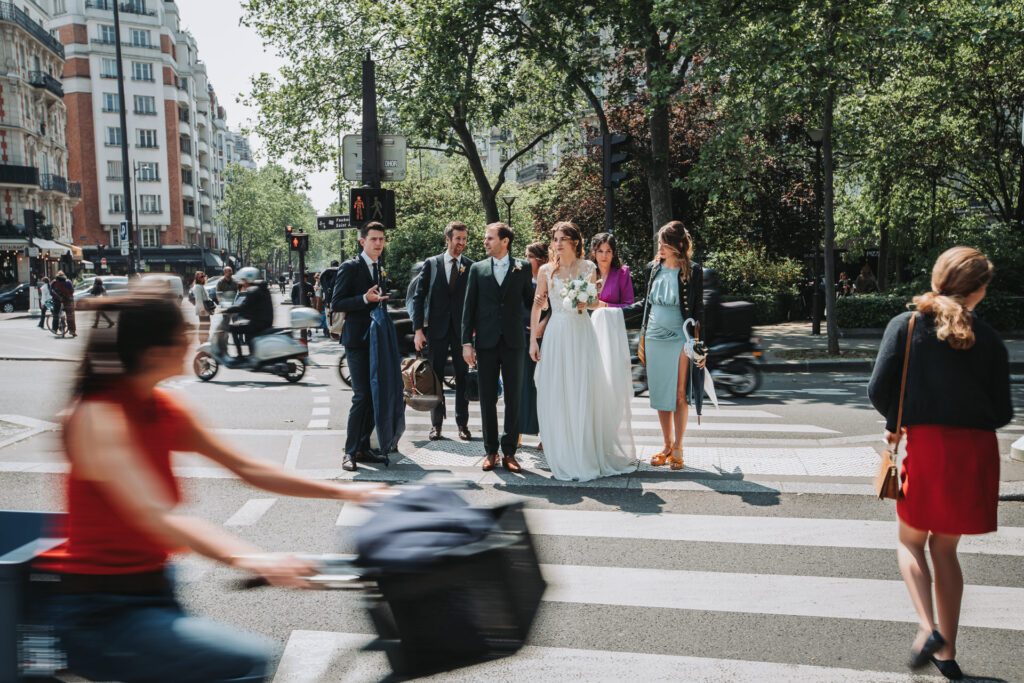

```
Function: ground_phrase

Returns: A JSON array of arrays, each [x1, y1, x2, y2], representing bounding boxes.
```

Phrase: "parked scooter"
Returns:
[[193, 306, 320, 382]]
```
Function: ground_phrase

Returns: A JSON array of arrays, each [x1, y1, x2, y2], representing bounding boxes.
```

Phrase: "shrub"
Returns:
[[722, 293, 793, 325], [704, 247, 802, 298], [835, 294, 1024, 331]]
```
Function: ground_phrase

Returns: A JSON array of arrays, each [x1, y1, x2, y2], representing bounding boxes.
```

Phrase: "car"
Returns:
[[0, 283, 31, 312], [74, 276, 131, 299], [139, 274, 185, 302]]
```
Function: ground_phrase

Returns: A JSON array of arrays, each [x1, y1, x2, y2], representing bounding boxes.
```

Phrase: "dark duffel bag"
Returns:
[[362, 502, 545, 676]]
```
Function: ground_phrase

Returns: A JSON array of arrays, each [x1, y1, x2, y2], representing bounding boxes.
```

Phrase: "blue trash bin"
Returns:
[[0, 511, 65, 683]]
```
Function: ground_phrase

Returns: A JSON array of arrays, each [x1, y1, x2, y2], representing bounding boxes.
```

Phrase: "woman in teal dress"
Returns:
[[641, 221, 704, 470]]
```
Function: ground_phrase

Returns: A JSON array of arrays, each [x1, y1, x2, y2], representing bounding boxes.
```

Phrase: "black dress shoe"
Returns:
[[355, 449, 388, 464], [931, 657, 963, 680], [429, 427, 443, 441], [458, 426, 471, 441], [909, 630, 945, 669], [342, 455, 357, 472]]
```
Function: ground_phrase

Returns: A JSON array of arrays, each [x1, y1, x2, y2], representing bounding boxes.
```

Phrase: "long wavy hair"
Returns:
[[912, 246, 993, 350], [548, 221, 584, 275], [654, 221, 694, 281]]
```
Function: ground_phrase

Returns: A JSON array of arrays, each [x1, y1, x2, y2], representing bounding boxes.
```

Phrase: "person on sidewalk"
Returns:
[[868, 246, 1013, 681], [50, 271, 77, 337], [332, 222, 391, 472], [37, 276, 51, 329], [89, 278, 114, 329], [190, 271, 214, 343], [412, 221, 474, 441], [519, 241, 549, 448], [216, 266, 238, 304]]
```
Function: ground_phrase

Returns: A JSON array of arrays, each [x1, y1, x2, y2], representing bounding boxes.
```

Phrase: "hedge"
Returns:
[[835, 294, 1024, 331], [722, 293, 793, 325]]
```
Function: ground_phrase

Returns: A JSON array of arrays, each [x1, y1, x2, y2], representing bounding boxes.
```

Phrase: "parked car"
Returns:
[[74, 275, 130, 299], [0, 283, 31, 312], [139, 274, 184, 302]]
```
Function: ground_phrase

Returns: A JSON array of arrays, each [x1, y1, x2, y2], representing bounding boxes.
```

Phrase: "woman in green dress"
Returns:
[[642, 221, 705, 470]]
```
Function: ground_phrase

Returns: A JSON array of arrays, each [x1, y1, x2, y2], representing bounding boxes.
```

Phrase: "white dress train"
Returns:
[[535, 263, 636, 482]]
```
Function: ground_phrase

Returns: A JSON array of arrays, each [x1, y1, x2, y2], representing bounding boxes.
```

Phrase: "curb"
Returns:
[[761, 360, 1024, 375]]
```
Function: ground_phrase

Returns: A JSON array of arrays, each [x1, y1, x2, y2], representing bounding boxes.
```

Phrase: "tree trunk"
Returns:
[[822, 84, 840, 355], [877, 198, 890, 293], [646, 101, 674, 245], [450, 117, 500, 223]]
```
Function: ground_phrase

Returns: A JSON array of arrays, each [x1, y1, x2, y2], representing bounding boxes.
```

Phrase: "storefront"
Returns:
[[82, 246, 224, 279], [0, 237, 83, 285]]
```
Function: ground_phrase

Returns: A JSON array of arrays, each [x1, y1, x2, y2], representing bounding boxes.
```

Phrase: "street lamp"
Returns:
[[807, 128, 825, 336], [501, 195, 518, 227]]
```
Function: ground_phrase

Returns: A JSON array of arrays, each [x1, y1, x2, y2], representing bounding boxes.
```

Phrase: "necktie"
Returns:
[[372, 262, 380, 287], [448, 258, 458, 291]]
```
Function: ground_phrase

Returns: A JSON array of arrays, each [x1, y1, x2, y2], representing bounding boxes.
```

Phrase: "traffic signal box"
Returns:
[[603, 134, 630, 188], [288, 233, 309, 252], [349, 187, 396, 229]]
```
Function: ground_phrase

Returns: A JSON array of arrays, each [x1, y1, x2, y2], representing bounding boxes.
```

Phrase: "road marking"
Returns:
[[283, 434, 303, 470], [312, 387, 328, 393], [224, 498, 277, 526], [313, 396, 330, 404], [306, 419, 329, 429], [541, 564, 1024, 631], [311, 407, 330, 416], [273, 630, 945, 682]]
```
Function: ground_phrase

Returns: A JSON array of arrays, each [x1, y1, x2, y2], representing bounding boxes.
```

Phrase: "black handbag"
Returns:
[[203, 298, 216, 313]]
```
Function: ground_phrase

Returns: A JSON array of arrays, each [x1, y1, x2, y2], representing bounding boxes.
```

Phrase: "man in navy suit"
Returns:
[[331, 222, 390, 472], [412, 221, 474, 441]]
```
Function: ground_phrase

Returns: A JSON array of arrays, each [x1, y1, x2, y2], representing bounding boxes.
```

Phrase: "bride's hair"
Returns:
[[655, 221, 694, 281], [549, 221, 584, 275], [913, 246, 993, 350]]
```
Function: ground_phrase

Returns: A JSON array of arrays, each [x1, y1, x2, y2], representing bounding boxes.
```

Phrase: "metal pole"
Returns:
[[602, 135, 614, 233], [112, 2, 135, 275], [361, 51, 379, 269], [337, 124, 346, 262], [812, 144, 823, 336], [24, 209, 38, 316]]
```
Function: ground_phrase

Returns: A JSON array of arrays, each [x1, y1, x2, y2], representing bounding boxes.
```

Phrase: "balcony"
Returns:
[[196, 110, 208, 128], [199, 192, 211, 207], [181, 183, 194, 198], [197, 139, 209, 156], [178, 120, 190, 136], [0, 164, 39, 186], [85, 1, 157, 16], [28, 71, 64, 99], [0, 2, 65, 59], [516, 162, 549, 186], [39, 174, 68, 194], [183, 215, 196, 229]]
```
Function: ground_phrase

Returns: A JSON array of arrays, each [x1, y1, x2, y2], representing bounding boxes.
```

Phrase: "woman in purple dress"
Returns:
[[591, 233, 634, 308]]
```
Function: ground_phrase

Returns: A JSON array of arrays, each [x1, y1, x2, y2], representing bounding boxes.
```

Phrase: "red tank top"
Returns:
[[39, 387, 189, 574]]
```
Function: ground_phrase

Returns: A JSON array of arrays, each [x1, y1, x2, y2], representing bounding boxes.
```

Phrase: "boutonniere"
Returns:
[[513, 261, 523, 273], [381, 269, 388, 279], [458, 264, 465, 275]]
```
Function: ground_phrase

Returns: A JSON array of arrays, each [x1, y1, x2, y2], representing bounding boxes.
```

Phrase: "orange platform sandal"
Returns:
[[668, 446, 684, 470], [650, 444, 672, 466]]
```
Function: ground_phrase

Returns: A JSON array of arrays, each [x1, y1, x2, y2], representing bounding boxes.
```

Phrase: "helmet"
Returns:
[[236, 267, 260, 283]]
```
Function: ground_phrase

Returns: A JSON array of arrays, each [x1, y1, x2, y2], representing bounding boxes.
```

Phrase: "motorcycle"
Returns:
[[707, 337, 763, 397], [193, 306, 320, 383]]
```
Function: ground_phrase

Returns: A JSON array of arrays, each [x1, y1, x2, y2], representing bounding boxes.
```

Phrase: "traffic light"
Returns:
[[284, 225, 294, 242], [603, 134, 630, 188], [288, 232, 308, 252]]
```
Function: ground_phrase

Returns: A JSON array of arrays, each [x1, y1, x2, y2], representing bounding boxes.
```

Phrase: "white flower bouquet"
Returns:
[[559, 275, 599, 314]]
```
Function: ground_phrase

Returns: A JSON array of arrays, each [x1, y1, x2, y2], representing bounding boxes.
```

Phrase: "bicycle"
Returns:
[[54, 308, 67, 337]]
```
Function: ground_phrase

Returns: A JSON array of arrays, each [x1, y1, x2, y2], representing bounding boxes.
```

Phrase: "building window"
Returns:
[[140, 227, 159, 247], [137, 129, 158, 148], [178, 108, 190, 123], [140, 195, 161, 214], [137, 162, 159, 181], [129, 29, 151, 47], [105, 127, 122, 147], [106, 160, 123, 180], [102, 93, 119, 113], [182, 199, 195, 216], [54, 0, 66, 15], [181, 169, 193, 185], [100, 58, 118, 78], [133, 95, 157, 115], [180, 136, 192, 155], [98, 25, 116, 44], [109, 194, 125, 214], [131, 61, 153, 82], [110, 230, 120, 248]]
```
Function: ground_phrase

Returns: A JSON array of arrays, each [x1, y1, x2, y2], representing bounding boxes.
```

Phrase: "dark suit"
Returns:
[[332, 256, 385, 455], [412, 251, 474, 430], [461, 256, 535, 456]]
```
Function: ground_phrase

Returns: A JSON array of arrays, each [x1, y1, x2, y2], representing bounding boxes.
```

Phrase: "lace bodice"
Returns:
[[544, 259, 597, 316]]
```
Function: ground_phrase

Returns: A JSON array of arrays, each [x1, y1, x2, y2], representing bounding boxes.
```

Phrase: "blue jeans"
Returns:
[[36, 576, 273, 682]]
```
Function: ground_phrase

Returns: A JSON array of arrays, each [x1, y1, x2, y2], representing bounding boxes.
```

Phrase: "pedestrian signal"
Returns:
[[288, 233, 309, 252]]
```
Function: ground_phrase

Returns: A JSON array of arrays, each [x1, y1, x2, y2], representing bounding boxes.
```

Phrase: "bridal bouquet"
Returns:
[[560, 275, 598, 314]]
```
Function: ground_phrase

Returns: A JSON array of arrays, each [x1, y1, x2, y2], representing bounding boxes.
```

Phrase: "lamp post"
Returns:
[[807, 128, 825, 336], [501, 195, 518, 227]]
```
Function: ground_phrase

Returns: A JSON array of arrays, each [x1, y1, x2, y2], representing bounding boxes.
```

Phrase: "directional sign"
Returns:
[[120, 245, 129, 256], [350, 188, 395, 229], [317, 215, 352, 231], [119, 221, 128, 243], [342, 134, 407, 182]]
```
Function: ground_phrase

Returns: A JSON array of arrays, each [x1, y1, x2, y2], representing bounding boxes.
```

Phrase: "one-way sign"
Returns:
[[317, 215, 352, 231]]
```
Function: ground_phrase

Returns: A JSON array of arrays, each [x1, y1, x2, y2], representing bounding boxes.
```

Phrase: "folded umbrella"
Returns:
[[683, 318, 718, 424]]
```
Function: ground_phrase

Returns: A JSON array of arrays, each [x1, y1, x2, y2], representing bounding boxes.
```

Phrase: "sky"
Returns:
[[172, 0, 337, 213]]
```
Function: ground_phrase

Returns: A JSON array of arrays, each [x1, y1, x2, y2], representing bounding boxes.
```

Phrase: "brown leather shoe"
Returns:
[[482, 453, 499, 471], [429, 427, 443, 441], [502, 454, 523, 473], [458, 426, 471, 441], [342, 455, 357, 472]]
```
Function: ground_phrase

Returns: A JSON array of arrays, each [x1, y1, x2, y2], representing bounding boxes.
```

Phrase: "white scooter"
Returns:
[[193, 306, 321, 383]]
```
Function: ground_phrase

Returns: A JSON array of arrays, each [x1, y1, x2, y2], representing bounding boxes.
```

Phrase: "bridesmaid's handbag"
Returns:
[[637, 264, 661, 367], [874, 313, 916, 500]]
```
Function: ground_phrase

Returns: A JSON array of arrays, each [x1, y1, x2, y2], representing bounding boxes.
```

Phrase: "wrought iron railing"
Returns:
[[84, 1, 156, 17], [0, 2, 65, 58], [27, 71, 64, 98], [39, 174, 68, 194], [0, 164, 39, 186]]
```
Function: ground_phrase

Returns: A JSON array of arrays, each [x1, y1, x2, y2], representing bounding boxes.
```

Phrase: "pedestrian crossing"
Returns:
[[173, 489, 1023, 682]]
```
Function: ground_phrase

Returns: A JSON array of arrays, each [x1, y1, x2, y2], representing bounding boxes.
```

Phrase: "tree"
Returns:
[[241, 0, 578, 222]]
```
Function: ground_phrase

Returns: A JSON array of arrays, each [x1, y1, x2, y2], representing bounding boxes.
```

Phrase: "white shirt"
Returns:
[[492, 254, 510, 286], [361, 251, 380, 304], [444, 251, 458, 281]]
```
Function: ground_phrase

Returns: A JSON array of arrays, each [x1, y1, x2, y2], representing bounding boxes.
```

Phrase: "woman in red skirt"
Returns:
[[869, 247, 1013, 680]]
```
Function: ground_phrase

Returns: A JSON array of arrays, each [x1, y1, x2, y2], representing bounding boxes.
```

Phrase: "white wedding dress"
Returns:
[[535, 260, 636, 482]]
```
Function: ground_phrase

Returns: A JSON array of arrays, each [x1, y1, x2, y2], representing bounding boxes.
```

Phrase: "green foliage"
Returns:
[[836, 293, 1024, 331], [722, 293, 794, 325], [704, 247, 802, 297]]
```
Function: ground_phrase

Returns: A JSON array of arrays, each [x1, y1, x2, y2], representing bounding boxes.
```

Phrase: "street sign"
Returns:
[[100, 257, 107, 267], [120, 245, 129, 256], [317, 215, 352, 231], [349, 188, 396, 229], [342, 134, 407, 182], [119, 221, 128, 243]]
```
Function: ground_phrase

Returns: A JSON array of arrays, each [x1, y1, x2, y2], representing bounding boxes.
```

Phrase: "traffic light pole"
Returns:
[[360, 51, 385, 280], [113, 2, 135, 275], [603, 136, 614, 233], [24, 209, 38, 316]]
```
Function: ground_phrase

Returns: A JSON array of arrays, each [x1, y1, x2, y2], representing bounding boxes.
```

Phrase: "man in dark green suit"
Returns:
[[462, 222, 536, 472]]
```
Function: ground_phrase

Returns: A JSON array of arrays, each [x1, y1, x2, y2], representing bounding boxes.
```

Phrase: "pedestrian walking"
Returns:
[[50, 271, 77, 337], [519, 241, 549, 446], [89, 277, 114, 328], [31, 289, 388, 683], [640, 221, 705, 470], [868, 246, 1013, 680], [411, 221, 474, 441], [191, 271, 214, 343], [37, 276, 51, 329]]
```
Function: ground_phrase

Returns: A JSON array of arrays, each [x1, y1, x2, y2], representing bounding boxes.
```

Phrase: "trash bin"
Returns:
[[0, 511, 65, 683]]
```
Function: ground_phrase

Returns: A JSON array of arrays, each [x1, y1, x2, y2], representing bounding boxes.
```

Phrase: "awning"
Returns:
[[54, 241, 83, 260], [0, 237, 27, 250], [30, 238, 72, 257], [80, 260, 94, 269], [204, 251, 224, 269]]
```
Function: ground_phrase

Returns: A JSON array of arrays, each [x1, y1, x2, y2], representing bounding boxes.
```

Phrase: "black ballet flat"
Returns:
[[931, 656, 964, 680], [909, 630, 945, 669]]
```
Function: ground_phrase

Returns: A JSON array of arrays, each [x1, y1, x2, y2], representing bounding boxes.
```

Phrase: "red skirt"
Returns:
[[897, 424, 1000, 535]]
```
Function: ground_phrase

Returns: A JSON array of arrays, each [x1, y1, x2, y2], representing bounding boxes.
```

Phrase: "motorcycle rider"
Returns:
[[226, 267, 274, 359]]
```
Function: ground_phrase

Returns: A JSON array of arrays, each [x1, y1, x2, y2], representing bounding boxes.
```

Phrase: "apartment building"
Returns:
[[0, 0, 82, 286], [49, 0, 229, 275]]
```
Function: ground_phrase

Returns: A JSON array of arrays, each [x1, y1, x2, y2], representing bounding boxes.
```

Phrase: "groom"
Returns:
[[462, 222, 535, 473]]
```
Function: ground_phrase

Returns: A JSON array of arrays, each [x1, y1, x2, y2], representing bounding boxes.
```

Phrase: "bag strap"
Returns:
[[892, 313, 916, 454]]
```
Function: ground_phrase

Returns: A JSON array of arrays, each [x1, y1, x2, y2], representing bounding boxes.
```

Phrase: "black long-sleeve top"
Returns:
[[868, 311, 1013, 433]]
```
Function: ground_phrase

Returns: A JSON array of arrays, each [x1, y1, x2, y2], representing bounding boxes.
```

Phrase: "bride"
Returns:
[[529, 221, 636, 482]]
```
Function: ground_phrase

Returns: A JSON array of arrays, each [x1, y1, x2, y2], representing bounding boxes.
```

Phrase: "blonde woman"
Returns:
[[868, 247, 1012, 680], [641, 221, 705, 470]]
